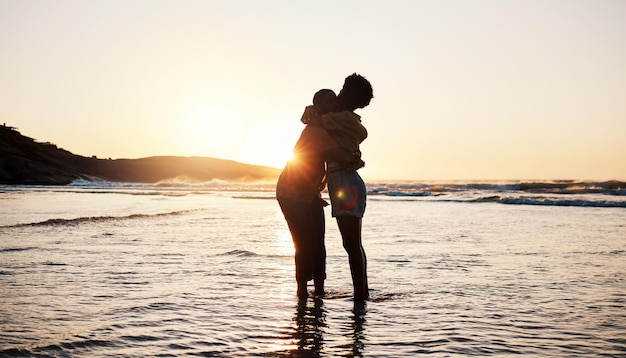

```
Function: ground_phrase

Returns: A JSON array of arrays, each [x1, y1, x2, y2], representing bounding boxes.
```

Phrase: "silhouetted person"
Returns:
[[276, 98, 360, 299], [301, 88, 366, 173], [305, 74, 373, 303]]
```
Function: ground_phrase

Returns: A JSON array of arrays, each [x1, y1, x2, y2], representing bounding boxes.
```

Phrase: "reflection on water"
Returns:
[[291, 299, 326, 356], [346, 303, 367, 358], [2, 188, 625, 356], [282, 299, 368, 357]]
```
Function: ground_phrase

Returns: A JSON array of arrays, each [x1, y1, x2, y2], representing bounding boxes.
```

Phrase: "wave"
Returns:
[[371, 194, 626, 208], [367, 180, 626, 196], [232, 195, 276, 200], [5, 178, 278, 197], [367, 180, 626, 208], [470, 195, 626, 208], [0, 246, 36, 253], [220, 249, 259, 257], [1, 339, 115, 357], [217, 250, 291, 259], [3, 210, 200, 228], [4, 179, 625, 209], [70, 178, 276, 192], [7, 179, 624, 197]]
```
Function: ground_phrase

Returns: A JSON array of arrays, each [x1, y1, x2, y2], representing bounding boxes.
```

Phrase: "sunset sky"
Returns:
[[1, 0, 625, 181]]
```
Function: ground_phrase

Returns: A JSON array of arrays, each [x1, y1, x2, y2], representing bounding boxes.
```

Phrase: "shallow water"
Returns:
[[1, 185, 625, 357]]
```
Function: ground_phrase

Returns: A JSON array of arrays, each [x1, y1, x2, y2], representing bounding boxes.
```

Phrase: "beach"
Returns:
[[1, 181, 625, 357]]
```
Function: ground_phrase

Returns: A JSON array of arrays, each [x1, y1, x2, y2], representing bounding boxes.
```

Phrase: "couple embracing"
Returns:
[[276, 73, 373, 304]]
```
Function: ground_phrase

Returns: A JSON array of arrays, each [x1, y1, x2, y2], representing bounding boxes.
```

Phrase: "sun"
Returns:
[[237, 121, 300, 168], [174, 98, 304, 168], [174, 101, 243, 157]]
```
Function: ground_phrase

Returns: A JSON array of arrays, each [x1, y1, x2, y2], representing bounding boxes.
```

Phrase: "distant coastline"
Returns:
[[0, 124, 281, 185]]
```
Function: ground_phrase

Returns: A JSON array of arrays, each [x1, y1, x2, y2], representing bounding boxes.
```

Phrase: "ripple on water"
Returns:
[[2, 192, 626, 356]]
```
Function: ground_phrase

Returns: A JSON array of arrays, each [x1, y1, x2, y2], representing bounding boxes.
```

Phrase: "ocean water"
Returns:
[[1, 181, 625, 357]]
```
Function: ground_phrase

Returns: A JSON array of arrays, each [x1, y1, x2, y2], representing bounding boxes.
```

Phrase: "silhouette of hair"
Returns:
[[338, 73, 373, 111], [313, 89, 336, 107]]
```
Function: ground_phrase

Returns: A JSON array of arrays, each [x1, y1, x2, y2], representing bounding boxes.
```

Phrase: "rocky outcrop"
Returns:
[[0, 125, 280, 185]]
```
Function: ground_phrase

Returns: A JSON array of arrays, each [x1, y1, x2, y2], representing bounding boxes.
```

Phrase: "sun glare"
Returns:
[[175, 101, 242, 158], [239, 142, 294, 169], [175, 98, 303, 168], [237, 120, 301, 169]]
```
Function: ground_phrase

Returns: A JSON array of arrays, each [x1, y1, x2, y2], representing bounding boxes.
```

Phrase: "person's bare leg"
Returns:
[[337, 216, 368, 302], [312, 200, 326, 297], [279, 199, 315, 300]]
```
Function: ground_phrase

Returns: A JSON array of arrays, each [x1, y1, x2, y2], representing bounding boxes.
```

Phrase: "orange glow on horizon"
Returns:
[[2, 2, 625, 180]]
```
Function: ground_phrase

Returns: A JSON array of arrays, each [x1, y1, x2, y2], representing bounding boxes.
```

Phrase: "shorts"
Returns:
[[326, 170, 366, 218]]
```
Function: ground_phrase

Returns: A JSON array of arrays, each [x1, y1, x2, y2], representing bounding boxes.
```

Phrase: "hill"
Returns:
[[0, 125, 281, 185]]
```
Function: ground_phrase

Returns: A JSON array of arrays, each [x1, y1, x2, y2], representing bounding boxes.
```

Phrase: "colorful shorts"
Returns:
[[327, 170, 366, 218]]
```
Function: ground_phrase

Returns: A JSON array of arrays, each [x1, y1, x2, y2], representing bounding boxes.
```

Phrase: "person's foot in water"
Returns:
[[354, 288, 369, 304], [297, 281, 308, 300], [314, 279, 325, 297]]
